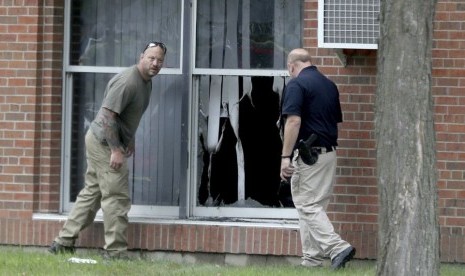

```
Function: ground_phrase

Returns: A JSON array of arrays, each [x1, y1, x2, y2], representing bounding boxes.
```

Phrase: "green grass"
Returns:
[[0, 246, 464, 276]]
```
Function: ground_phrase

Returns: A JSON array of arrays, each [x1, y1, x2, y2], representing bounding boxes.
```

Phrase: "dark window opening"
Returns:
[[197, 76, 294, 208]]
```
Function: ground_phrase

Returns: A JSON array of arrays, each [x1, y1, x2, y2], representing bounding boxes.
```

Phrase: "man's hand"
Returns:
[[280, 115, 300, 181], [110, 148, 125, 170], [125, 140, 135, 157], [280, 157, 294, 181]]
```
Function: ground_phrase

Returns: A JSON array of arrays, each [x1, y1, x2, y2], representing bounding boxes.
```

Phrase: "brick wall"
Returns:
[[0, 0, 463, 263], [433, 0, 465, 263], [0, 0, 63, 219]]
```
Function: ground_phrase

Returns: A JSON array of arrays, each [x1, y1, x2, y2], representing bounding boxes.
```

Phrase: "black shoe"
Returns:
[[101, 250, 130, 261], [331, 246, 356, 270], [48, 241, 75, 254]]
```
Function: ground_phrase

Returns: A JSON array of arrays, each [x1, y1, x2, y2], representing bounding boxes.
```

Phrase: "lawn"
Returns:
[[1, 246, 464, 276]]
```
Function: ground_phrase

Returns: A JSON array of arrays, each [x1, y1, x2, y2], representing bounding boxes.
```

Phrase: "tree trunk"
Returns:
[[375, 0, 439, 275]]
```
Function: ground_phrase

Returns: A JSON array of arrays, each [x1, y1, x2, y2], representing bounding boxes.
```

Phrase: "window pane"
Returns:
[[196, 75, 292, 208], [70, 0, 181, 68], [70, 73, 185, 206], [195, 0, 302, 69], [69, 73, 111, 201]]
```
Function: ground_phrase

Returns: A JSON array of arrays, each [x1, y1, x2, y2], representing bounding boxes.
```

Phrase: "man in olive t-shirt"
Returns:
[[90, 65, 152, 149], [48, 42, 167, 260]]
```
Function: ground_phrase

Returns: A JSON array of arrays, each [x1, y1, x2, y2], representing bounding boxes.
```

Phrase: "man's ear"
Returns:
[[289, 64, 295, 76]]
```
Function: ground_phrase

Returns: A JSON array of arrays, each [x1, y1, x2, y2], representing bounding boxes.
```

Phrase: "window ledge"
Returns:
[[32, 213, 300, 229]]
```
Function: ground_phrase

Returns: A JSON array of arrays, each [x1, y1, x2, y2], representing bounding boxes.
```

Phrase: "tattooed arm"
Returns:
[[99, 107, 125, 170]]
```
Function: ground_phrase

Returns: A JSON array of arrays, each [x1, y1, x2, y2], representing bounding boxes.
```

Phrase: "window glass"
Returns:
[[69, 73, 112, 200], [70, 73, 185, 206], [67, 0, 185, 208], [195, 0, 302, 69], [65, 0, 302, 214], [70, 0, 181, 68], [194, 1, 302, 209]]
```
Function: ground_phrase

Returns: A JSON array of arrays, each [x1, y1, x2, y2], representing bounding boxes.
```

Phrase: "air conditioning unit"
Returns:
[[318, 0, 380, 49]]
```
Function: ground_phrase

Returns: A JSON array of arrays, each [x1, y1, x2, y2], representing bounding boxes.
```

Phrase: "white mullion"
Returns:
[[193, 68, 289, 77]]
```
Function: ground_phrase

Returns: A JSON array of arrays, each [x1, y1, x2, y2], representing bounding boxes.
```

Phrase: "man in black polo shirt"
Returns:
[[280, 48, 355, 269]]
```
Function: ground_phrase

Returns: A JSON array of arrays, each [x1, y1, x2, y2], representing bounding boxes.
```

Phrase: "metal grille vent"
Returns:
[[318, 0, 380, 49]]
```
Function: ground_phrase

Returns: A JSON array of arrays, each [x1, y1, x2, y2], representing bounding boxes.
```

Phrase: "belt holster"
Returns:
[[297, 133, 319, 165]]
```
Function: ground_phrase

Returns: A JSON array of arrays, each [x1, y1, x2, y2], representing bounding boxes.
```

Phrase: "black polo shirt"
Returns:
[[281, 65, 343, 148]]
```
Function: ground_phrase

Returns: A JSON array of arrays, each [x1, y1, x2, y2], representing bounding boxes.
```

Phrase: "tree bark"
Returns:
[[375, 0, 439, 275]]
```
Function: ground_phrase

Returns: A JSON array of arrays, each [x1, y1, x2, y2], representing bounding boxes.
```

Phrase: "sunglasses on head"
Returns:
[[142, 41, 167, 54]]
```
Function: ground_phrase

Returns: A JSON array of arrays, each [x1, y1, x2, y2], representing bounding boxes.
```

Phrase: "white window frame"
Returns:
[[61, 0, 300, 220], [61, 0, 185, 219], [188, 0, 299, 219]]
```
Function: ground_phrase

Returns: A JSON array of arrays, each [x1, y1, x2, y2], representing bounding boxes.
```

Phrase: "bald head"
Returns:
[[287, 48, 312, 64], [287, 48, 312, 78]]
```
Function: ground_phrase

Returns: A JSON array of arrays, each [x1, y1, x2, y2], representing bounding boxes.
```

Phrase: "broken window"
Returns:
[[197, 75, 295, 208], [195, 0, 302, 209], [63, 0, 302, 217]]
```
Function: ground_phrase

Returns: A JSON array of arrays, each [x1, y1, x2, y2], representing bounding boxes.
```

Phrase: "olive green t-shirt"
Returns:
[[90, 65, 152, 147]]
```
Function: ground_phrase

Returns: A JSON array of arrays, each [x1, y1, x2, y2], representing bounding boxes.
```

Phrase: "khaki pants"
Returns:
[[291, 150, 351, 266], [55, 130, 130, 255]]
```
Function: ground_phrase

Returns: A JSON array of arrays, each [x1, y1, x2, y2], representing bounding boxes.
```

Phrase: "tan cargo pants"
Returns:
[[55, 130, 130, 255], [291, 150, 351, 266]]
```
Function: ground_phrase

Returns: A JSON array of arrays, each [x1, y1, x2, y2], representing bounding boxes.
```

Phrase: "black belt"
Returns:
[[312, 146, 336, 154]]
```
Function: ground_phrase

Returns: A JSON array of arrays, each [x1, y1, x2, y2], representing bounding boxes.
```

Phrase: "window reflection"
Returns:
[[70, 73, 185, 207], [67, 0, 185, 207], [70, 0, 181, 68], [195, 0, 302, 69]]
